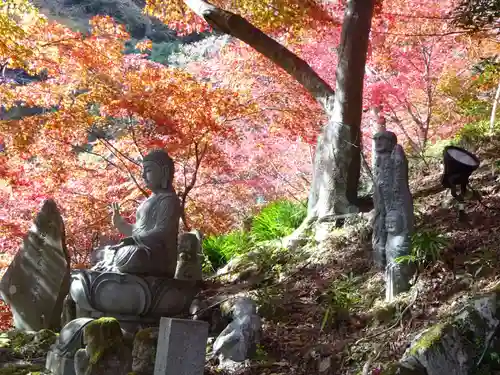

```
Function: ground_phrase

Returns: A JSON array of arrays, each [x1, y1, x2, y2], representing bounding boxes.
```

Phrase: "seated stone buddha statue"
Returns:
[[60, 150, 200, 330], [91, 149, 181, 278]]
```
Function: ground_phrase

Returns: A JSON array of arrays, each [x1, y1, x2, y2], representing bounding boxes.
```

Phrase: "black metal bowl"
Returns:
[[443, 145, 480, 176]]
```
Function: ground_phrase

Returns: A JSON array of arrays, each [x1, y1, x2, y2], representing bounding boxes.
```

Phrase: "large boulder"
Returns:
[[384, 291, 500, 375]]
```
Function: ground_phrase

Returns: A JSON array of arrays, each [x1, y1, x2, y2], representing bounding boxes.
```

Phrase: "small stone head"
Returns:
[[178, 232, 200, 256], [232, 297, 257, 319], [374, 131, 397, 153], [142, 149, 175, 191], [385, 210, 403, 234]]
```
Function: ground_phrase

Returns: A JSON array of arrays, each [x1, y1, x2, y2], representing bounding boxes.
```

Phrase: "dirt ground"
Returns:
[[205, 150, 500, 375]]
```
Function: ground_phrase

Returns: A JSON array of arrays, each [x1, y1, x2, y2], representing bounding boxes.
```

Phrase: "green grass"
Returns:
[[250, 199, 307, 242], [201, 199, 307, 272]]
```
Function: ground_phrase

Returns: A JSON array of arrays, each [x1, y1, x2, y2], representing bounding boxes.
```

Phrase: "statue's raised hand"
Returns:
[[111, 202, 121, 228]]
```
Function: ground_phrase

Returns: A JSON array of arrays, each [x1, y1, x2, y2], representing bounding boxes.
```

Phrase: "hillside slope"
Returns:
[[32, 0, 178, 41], [200, 141, 500, 375]]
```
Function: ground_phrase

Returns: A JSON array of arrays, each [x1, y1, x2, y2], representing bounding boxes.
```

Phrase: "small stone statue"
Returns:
[[212, 297, 262, 364], [131, 328, 159, 375], [92, 149, 181, 277], [372, 131, 414, 302], [175, 230, 203, 281], [74, 318, 131, 375]]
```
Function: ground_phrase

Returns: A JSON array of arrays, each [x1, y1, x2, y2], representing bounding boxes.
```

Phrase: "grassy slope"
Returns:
[[204, 140, 500, 375]]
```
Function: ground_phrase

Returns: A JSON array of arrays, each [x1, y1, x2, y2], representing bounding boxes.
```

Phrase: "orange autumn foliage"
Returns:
[[0, 12, 260, 265]]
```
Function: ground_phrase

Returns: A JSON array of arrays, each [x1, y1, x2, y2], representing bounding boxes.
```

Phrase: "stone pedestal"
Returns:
[[69, 270, 199, 332], [154, 318, 209, 375]]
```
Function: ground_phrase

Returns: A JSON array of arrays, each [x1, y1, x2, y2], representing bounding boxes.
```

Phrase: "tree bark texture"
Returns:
[[307, 0, 376, 220]]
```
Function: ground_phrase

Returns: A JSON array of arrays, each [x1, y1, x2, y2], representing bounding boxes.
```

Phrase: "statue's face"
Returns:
[[142, 161, 164, 189], [374, 133, 395, 153], [385, 211, 402, 234]]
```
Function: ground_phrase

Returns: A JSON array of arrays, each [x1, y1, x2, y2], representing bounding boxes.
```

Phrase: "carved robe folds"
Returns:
[[372, 131, 414, 302], [93, 192, 181, 278]]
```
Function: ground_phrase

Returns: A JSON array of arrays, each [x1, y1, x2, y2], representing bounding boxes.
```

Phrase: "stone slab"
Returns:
[[154, 317, 209, 375], [0, 199, 71, 331], [46, 350, 76, 375], [45, 318, 95, 375]]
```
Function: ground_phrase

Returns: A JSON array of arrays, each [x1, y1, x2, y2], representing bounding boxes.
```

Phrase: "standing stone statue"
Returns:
[[175, 230, 203, 281], [372, 131, 414, 302], [92, 149, 181, 277], [74, 318, 131, 375], [212, 297, 262, 366]]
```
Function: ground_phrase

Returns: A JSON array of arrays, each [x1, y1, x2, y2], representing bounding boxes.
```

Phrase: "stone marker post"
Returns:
[[154, 317, 209, 375], [372, 131, 414, 302], [0, 199, 71, 331]]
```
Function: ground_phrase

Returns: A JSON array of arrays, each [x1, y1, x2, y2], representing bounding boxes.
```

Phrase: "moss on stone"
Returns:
[[32, 329, 57, 351], [7, 329, 56, 358], [0, 364, 43, 375], [408, 323, 447, 356], [83, 317, 124, 365], [0, 332, 10, 348], [380, 362, 426, 375], [9, 331, 34, 352], [134, 328, 156, 343]]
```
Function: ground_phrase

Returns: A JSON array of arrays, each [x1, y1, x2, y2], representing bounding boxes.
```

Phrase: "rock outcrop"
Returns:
[[384, 290, 500, 375]]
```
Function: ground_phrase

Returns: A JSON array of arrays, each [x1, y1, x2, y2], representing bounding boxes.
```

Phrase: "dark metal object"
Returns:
[[441, 145, 480, 202]]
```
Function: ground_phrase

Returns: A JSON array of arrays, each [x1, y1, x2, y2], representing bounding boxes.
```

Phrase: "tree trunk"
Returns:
[[489, 79, 500, 135], [183, 0, 375, 222], [307, 0, 376, 221], [489, 80, 500, 176]]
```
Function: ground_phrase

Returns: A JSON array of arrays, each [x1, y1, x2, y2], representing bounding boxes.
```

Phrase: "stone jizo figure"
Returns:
[[213, 297, 262, 365], [372, 131, 397, 267], [372, 130, 414, 302], [74, 318, 131, 375], [92, 149, 181, 277], [175, 230, 203, 281]]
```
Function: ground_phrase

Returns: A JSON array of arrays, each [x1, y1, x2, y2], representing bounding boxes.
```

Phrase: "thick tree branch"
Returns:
[[183, 0, 335, 111], [179, 140, 208, 230]]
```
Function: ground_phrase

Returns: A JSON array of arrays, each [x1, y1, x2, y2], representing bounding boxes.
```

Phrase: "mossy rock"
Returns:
[[83, 317, 125, 365], [0, 332, 11, 348], [394, 293, 500, 375], [131, 328, 159, 375], [7, 329, 56, 359], [134, 328, 157, 344], [0, 364, 44, 375], [408, 323, 448, 356]]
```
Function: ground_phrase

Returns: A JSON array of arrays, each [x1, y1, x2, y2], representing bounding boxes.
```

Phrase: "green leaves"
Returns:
[[201, 199, 306, 271], [250, 200, 307, 243], [395, 229, 449, 269]]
